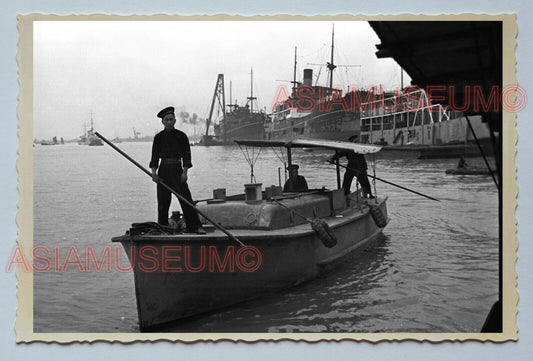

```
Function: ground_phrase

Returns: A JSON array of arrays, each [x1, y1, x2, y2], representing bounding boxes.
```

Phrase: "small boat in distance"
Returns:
[[78, 112, 104, 146], [40, 136, 59, 146], [111, 138, 388, 331]]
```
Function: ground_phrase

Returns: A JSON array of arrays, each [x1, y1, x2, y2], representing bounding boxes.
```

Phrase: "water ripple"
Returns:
[[33, 144, 499, 333]]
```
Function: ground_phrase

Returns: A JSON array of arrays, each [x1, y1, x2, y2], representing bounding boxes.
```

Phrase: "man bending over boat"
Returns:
[[150, 106, 205, 234], [283, 164, 309, 192], [457, 155, 468, 169], [330, 135, 374, 198]]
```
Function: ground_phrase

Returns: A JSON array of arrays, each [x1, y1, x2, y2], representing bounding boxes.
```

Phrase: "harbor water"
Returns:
[[33, 142, 499, 333]]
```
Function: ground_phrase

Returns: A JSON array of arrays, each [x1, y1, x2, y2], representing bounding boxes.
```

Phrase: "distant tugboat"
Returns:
[[78, 112, 104, 146], [112, 134, 122, 143], [40, 136, 59, 146]]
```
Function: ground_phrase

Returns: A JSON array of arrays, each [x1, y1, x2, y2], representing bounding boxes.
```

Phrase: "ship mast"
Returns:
[[327, 24, 337, 97], [292, 46, 298, 98], [308, 25, 360, 94], [226, 80, 238, 112], [247, 67, 256, 114]]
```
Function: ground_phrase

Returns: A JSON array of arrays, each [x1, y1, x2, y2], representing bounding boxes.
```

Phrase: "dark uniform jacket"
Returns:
[[149, 129, 192, 170], [283, 175, 309, 192], [332, 150, 367, 171]]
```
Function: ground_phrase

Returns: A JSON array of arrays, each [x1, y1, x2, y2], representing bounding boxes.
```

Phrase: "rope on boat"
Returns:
[[129, 222, 179, 235], [270, 145, 288, 183], [271, 199, 337, 248], [270, 145, 287, 165], [237, 143, 263, 183]]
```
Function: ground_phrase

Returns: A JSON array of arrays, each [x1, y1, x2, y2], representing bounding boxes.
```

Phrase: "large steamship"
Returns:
[[266, 28, 491, 158], [266, 28, 360, 142], [266, 67, 359, 141]]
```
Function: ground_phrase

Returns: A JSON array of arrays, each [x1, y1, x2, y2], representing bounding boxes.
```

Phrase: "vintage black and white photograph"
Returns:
[[16, 14, 516, 342]]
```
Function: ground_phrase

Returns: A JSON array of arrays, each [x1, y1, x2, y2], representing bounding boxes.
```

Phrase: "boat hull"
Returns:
[[113, 196, 388, 330]]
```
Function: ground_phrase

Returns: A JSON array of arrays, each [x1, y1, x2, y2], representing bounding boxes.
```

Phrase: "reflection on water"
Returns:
[[33, 143, 498, 333]]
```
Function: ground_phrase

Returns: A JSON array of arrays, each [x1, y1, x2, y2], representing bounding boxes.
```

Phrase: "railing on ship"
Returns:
[[359, 88, 452, 132]]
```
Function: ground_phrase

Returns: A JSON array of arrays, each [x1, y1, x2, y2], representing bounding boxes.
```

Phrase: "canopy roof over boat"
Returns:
[[369, 21, 502, 133], [234, 138, 382, 154]]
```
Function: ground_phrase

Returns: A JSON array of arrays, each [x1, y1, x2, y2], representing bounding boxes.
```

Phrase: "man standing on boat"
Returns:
[[150, 106, 205, 234], [330, 135, 374, 198]]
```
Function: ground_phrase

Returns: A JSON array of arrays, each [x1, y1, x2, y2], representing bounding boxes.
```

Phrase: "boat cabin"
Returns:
[[195, 138, 382, 231]]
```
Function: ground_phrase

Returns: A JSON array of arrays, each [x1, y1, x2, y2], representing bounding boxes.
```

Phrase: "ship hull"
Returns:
[[266, 109, 359, 141], [217, 120, 265, 141]]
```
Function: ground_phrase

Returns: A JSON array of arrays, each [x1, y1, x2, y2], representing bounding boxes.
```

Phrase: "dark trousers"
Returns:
[[342, 169, 372, 196], [156, 163, 201, 232]]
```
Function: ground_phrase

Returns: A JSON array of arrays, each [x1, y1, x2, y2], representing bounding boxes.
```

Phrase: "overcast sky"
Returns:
[[33, 20, 409, 140]]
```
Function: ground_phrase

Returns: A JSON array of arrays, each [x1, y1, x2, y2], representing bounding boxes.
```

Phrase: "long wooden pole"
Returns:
[[329, 160, 440, 202], [95, 132, 245, 247]]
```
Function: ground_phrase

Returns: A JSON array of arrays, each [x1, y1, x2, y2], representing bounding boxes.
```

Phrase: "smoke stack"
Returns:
[[303, 69, 313, 86]]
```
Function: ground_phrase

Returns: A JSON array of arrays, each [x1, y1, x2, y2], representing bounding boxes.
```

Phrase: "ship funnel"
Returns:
[[303, 69, 313, 86]]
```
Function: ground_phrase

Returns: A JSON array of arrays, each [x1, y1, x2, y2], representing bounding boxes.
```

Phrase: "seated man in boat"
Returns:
[[329, 135, 374, 198], [457, 155, 468, 169], [283, 164, 309, 192], [150, 106, 205, 234]]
